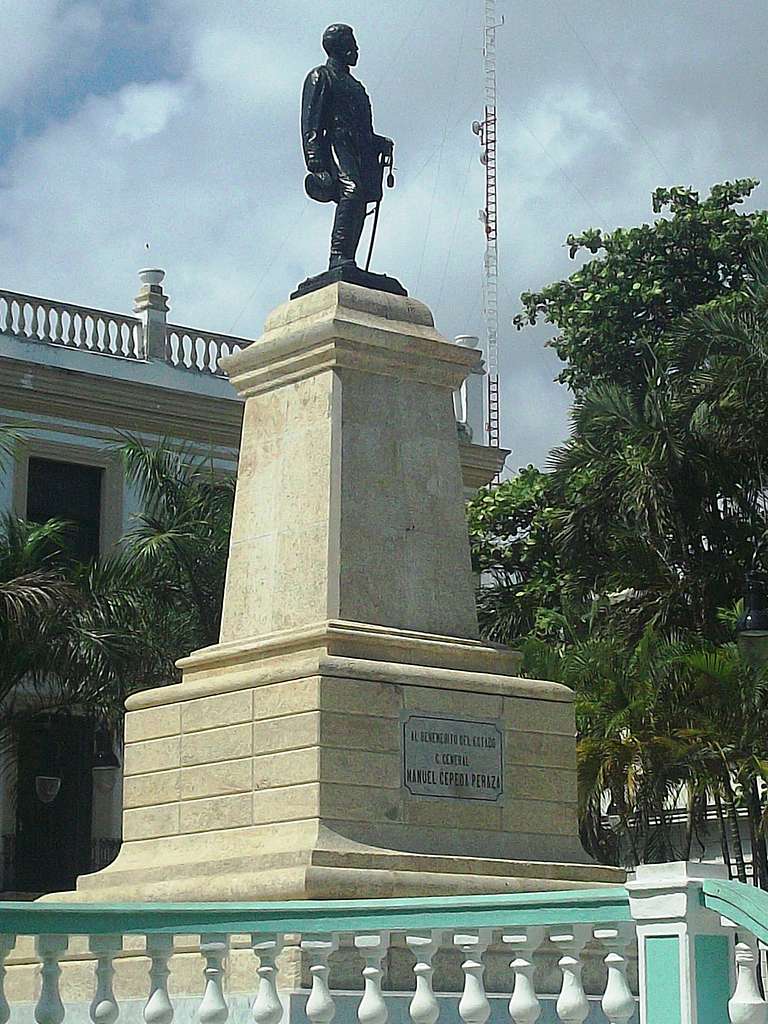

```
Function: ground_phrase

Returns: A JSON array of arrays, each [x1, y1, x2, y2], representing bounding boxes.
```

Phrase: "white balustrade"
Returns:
[[550, 927, 591, 1024], [406, 933, 441, 1024], [16, 873, 768, 1024], [252, 934, 284, 1024], [0, 289, 142, 359], [0, 287, 247, 374], [199, 934, 230, 1024], [88, 935, 122, 1024], [166, 325, 245, 375], [35, 935, 68, 1024], [729, 940, 768, 1024], [0, 934, 15, 1024], [504, 929, 544, 1024], [455, 931, 492, 1024], [301, 935, 338, 1024], [144, 933, 174, 1024], [355, 932, 389, 1024]]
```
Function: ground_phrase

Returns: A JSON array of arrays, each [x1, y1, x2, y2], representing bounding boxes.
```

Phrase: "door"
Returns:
[[14, 716, 94, 894]]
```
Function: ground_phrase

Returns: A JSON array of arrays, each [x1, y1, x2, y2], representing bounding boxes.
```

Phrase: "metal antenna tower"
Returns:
[[472, 0, 502, 450]]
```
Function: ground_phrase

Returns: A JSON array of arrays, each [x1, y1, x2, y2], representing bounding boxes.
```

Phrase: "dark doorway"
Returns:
[[14, 716, 94, 894], [26, 457, 103, 562]]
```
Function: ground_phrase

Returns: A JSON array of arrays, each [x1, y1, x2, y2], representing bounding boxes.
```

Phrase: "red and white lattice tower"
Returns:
[[472, 0, 501, 450]]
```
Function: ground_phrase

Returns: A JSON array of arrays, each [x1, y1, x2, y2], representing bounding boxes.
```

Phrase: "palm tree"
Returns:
[[521, 625, 694, 866], [113, 436, 235, 656]]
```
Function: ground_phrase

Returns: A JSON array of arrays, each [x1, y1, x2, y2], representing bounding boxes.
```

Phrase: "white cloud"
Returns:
[[111, 82, 189, 142], [2, 0, 768, 466], [0, 0, 102, 108]]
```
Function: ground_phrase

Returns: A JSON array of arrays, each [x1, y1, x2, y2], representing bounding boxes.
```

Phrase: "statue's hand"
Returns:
[[379, 137, 394, 158]]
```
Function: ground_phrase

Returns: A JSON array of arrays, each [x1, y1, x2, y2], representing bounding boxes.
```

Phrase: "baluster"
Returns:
[[252, 934, 283, 1024], [26, 301, 38, 340], [729, 940, 768, 1024], [406, 933, 441, 1024], [301, 935, 338, 1024], [18, 300, 29, 338], [35, 935, 68, 1024], [89, 934, 122, 1024], [550, 927, 591, 1024], [455, 930, 492, 1024], [78, 312, 89, 348], [65, 309, 75, 346], [1, 297, 11, 334], [41, 304, 52, 341], [144, 933, 174, 1024], [355, 932, 390, 1024], [198, 934, 229, 1024], [52, 307, 64, 343], [0, 934, 16, 1024], [594, 926, 634, 1024], [504, 929, 544, 1024]]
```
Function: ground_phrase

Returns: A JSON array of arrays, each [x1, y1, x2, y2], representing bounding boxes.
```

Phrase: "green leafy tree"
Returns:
[[514, 179, 768, 393], [467, 467, 568, 642]]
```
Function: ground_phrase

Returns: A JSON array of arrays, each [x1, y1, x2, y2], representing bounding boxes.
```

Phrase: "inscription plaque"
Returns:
[[401, 713, 503, 802]]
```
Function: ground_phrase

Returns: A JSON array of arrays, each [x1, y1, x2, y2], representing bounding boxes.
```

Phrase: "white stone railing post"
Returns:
[[198, 934, 230, 1024], [406, 933, 441, 1024], [729, 939, 768, 1024], [34, 935, 68, 1024], [144, 933, 174, 1024], [354, 932, 390, 1024], [455, 930, 492, 1024], [251, 934, 284, 1024], [301, 935, 338, 1024], [504, 928, 544, 1024], [133, 269, 169, 361], [550, 926, 591, 1024], [89, 934, 122, 1024], [0, 934, 15, 1024], [594, 925, 635, 1024], [628, 861, 735, 1024]]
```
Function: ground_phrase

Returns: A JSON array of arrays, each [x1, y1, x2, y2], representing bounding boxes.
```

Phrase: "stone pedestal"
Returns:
[[60, 283, 621, 902]]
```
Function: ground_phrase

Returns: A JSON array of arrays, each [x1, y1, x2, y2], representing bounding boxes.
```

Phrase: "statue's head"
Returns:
[[322, 24, 358, 66]]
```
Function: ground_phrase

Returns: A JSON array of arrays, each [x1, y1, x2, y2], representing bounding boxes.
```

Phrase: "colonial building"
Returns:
[[0, 271, 506, 896]]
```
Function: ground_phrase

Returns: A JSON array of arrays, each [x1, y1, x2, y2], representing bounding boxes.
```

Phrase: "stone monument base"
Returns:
[[52, 620, 620, 904], [291, 264, 407, 299]]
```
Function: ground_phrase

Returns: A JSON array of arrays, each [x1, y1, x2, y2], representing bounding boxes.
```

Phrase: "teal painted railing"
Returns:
[[702, 877, 768, 947], [0, 887, 632, 937], [1, 867, 768, 1024]]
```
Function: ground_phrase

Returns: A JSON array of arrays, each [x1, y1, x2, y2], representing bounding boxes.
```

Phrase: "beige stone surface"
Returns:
[[56, 621, 621, 903], [123, 768, 180, 809], [44, 286, 623, 905], [218, 283, 480, 644]]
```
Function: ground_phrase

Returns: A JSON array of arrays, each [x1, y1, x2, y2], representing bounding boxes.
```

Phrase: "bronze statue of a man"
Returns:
[[301, 24, 393, 271]]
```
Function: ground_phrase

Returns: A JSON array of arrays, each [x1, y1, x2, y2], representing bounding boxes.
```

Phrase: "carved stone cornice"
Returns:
[[0, 356, 242, 449]]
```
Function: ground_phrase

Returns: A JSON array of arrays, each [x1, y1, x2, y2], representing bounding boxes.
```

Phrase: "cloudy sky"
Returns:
[[1, 1, 767, 469]]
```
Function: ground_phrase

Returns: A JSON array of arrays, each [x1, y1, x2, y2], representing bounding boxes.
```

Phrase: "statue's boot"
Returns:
[[329, 198, 366, 269]]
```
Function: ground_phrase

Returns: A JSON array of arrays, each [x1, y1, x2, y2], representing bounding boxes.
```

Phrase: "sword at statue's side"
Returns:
[[365, 147, 395, 273]]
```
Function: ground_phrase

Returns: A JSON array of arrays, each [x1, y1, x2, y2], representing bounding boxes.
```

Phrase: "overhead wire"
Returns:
[[436, 146, 477, 314], [505, 112, 611, 225], [414, 0, 474, 294], [553, 0, 678, 181]]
